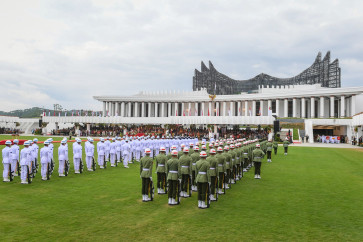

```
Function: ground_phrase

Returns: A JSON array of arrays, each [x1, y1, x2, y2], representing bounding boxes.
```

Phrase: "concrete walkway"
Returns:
[[291, 143, 363, 149]]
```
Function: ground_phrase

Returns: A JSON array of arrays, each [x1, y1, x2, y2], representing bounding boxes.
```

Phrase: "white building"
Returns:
[[39, 84, 363, 143]]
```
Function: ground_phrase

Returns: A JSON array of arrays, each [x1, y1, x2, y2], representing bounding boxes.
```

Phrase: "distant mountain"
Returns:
[[0, 107, 43, 118]]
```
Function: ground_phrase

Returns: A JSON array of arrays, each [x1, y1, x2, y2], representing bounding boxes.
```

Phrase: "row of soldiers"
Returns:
[[140, 138, 290, 209], [1, 136, 211, 183]]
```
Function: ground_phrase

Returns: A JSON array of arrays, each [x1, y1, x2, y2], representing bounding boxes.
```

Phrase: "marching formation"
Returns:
[[138, 136, 289, 209], [2, 136, 290, 209]]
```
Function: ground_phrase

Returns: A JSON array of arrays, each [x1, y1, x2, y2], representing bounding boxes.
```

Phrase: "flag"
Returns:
[[259, 107, 261, 116], [175, 109, 178, 116], [268, 106, 272, 116], [53, 111, 55, 116], [72, 111, 74, 116], [189, 109, 191, 116], [48, 111, 50, 116], [195, 109, 197, 116], [208, 109, 210, 116], [201, 108, 204, 116], [43, 110, 45, 117], [249, 107, 252, 116], [183, 110, 185, 116], [217, 108, 219, 116]]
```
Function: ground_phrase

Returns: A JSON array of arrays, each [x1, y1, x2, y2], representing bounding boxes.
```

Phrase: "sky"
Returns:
[[1, 0, 363, 112]]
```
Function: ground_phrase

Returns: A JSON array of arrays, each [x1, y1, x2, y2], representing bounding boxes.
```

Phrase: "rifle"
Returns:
[[92, 157, 96, 171], [46, 163, 50, 180], [8, 164, 13, 182], [104, 156, 107, 169], [64, 160, 69, 176], [50, 159, 54, 174], [16, 160, 20, 176], [79, 159, 83, 173], [26, 165, 32, 184]]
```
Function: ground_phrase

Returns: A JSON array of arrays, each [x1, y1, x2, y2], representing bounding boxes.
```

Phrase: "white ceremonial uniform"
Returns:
[[20, 147, 30, 181], [122, 142, 130, 166], [10, 144, 19, 175], [2, 146, 11, 180], [85, 142, 94, 170], [58, 145, 67, 175], [134, 139, 141, 162], [97, 142, 106, 167], [33, 143, 39, 164], [104, 140, 111, 161], [110, 142, 116, 166], [40, 146, 50, 179], [73, 143, 82, 173], [116, 140, 122, 162]]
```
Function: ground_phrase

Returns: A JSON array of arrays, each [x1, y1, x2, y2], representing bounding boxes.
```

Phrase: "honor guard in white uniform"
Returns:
[[58, 140, 68, 176], [73, 138, 83, 173], [20, 141, 31, 184], [116, 137, 122, 163], [85, 138, 95, 171], [110, 138, 117, 167], [33, 138, 39, 168], [122, 139, 130, 168], [134, 137, 141, 162], [97, 138, 106, 168], [104, 137, 111, 161], [10, 139, 20, 176], [2, 140, 12, 182], [40, 141, 51, 180]]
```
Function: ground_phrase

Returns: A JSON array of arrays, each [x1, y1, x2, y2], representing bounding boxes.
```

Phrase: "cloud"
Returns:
[[0, 0, 363, 112]]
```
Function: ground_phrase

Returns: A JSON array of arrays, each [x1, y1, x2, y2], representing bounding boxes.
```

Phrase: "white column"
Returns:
[[195, 102, 198, 116], [155, 102, 158, 117], [276, 99, 280, 117], [311, 97, 315, 118], [252, 101, 256, 116], [340, 96, 345, 118], [223, 102, 227, 116], [284, 99, 288, 117], [237, 102, 241, 116], [121, 102, 125, 117], [134, 102, 138, 117], [141, 102, 145, 117], [244, 101, 248, 116], [351, 95, 356, 117], [181, 102, 185, 116], [330, 96, 334, 118], [260, 100, 264, 116], [116, 102, 120, 116], [301, 98, 306, 118], [112, 102, 115, 116], [292, 98, 297, 117], [148, 102, 151, 117], [320, 97, 325, 118], [128, 102, 132, 117], [168, 103, 171, 117], [175, 102, 178, 116], [103, 102, 106, 117], [229, 102, 233, 116], [161, 102, 165, 117], [267, 100, 272, 116], [216, 102, 220, 116]]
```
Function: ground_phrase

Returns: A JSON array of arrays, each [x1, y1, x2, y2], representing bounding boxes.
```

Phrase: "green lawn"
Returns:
[[0, 135, 362, 241]]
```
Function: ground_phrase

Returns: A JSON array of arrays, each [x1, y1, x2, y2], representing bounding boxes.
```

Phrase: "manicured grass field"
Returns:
[[0, 135, 362, 241]]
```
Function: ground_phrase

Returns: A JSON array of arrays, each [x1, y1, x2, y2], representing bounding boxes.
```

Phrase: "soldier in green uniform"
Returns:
[[223, 146, 232, 189], [189, 143, 195, 156], [140, 148, 154, 202], [216, 147, 226, 194], [166, 150, 180, 205], [190, 146, 200, 191], [196, 151, 211, 209], [242, 141, 249, 173], [179, 147, 192, 198], [206, 148, 218, 201], [167, 145, 176, 160], [201, 144, 207, 155], [266, 139, 273, 162], [283, 137, 289, 155], [229, 144, 237, 184], [178, 144, 185, 158], [155, 147, 168, 194], [273, 140, 278, 155], [235, 143, 242, 179], [252, 144, 265, 179]]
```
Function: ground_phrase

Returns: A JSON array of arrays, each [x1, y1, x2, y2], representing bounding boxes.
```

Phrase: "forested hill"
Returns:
[[0, 107, 42, 118]]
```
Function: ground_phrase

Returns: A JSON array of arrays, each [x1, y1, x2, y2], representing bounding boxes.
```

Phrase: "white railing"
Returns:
[[42, 116, 275, 125]]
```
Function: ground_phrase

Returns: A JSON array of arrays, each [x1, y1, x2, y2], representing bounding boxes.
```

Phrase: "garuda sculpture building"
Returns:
[[193, 51, 341, 95]]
